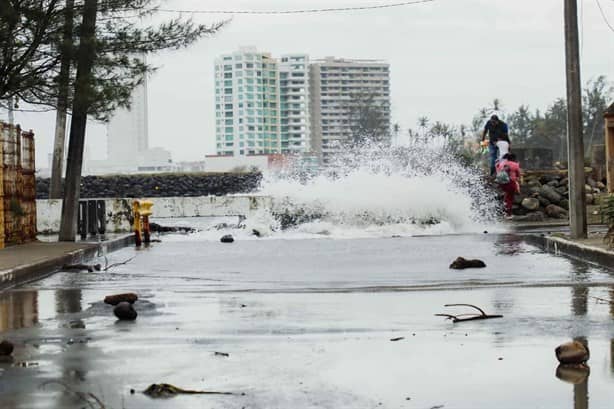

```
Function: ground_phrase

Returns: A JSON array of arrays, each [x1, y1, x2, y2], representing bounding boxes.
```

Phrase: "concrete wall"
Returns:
[[37, 195, 273, 234]]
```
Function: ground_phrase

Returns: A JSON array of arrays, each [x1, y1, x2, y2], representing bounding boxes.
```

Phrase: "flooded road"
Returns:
[[1, 233, 614, 408]]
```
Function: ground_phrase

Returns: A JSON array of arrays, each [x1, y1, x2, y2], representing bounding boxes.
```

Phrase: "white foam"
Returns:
[[157, 139, 503, 241]]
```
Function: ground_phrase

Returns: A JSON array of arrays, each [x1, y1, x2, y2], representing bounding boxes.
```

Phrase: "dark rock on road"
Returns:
[[104, 293, 139, 306], [449, 257, 487, 270], [114, 302, 138, 321]]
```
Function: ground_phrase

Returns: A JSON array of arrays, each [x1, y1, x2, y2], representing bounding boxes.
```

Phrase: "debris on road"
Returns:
[[62, 263, 102, 272], [143, 383, 235, 398], [435, 304, 503, 323], [556, 341, 589, 365], [0, 340, 14, 356], [449, 257, 486, 269], [150, 223, 195, 234], [556, 364, 590, 384], [103, 256, 136, 271], [214, 352, 230, 357], [104, 293, 138, 306], [113, 302, 137, 321], [220, 234, 234, 243], [390, 337, 405, 342]]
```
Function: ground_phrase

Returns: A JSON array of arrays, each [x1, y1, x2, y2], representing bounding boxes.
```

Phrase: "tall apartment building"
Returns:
[[214, 47, 281, 156], [309, 58, 391, 164], [107, 77, 149, 165], [214, 50, 390, 165], [279, 54, 310, 153]]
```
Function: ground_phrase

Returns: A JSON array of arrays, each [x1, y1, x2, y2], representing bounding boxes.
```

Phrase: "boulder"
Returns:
[[113, 302, 137, 321], [538, 196, 551, 207], [104, 293, 138, 306], [555, 186, 568, 196], [540, 185, 563, 204], [449, 257, 486, 270], [546, 204, 568, 219], [556, 364, 590, 385], [0, 340, 14, 356], [559, 199, 569, 210], [525, 211, 545, 222], [547, 180, 559, 187], [220, 234, 234, 243], [597, 181, 606, 190], [512, 211, 545, 222], [540, 175, 560, 184], [560, 177, 569, 186], [521, 198, 540, 211], [556, 341, 589, 365]]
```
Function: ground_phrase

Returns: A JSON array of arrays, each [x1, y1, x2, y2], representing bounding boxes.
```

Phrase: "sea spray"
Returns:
[[253, 137, 499, 237]]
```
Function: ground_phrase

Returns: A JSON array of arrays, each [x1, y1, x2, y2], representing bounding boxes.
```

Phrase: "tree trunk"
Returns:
[[58, 0, 98, 241], [50, 0, 75, 199]]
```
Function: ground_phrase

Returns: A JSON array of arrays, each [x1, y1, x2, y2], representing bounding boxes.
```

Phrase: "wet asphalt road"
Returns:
[[0, 233, 613, 408]]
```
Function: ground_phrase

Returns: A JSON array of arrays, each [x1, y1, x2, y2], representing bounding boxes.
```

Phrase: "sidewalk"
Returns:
[[525, 230, 614, 269], [0, 234, 133, 290]]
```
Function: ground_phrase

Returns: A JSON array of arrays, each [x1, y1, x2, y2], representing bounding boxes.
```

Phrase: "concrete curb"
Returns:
[[0, 234, 134, 291], [525, 234, 614, 269]]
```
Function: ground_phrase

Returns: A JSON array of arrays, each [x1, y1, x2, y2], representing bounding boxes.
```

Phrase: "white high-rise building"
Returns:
[[107, 78, 149, 165], [213, 50, 391, 167], [214, 47, 281, 156], [86, 72, 172, 174], [279, 54, 310, 154]]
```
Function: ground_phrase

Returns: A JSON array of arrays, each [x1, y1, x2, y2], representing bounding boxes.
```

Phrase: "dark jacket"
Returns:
[[484, 120, 509, 144]]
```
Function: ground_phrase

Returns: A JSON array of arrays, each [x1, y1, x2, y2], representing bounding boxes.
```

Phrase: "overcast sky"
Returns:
[[8, 0, 614, 166]]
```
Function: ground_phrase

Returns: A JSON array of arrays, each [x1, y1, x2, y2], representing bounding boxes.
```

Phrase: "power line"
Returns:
[[595, 0, 614, 32], [151, 0, 436, 15]]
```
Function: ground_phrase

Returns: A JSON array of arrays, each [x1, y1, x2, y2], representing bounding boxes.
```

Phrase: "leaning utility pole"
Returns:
[[59, 0, 98, 241], [564, 0, 587, 239], [49, 0, 75, 199]]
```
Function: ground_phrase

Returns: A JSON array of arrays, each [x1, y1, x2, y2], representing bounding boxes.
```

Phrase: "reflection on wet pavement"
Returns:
[[0, 234, 613, 408]]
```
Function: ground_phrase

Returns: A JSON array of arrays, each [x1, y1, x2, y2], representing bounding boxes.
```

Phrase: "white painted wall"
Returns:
[[37, 195, 273, 234]]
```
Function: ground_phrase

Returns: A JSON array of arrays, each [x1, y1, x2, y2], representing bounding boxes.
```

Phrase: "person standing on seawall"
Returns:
[[495, 153, 521, 218], [481, 115, 509, 176]]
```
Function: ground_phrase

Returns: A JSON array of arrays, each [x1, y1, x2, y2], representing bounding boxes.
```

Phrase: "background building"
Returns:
[[280, 54, 310, 154], [107, 78, 149, 166], [215, 47, 281, 157], [214, 49, 391, 167], [86, 73, 173, 174], [309, 58, 391, 164]]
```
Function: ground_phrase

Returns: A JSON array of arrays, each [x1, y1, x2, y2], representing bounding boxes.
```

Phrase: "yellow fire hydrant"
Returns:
[[133, 200, 154, 246]]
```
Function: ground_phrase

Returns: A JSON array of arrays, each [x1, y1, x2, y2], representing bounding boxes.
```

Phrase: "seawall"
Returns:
[[37, 195, 273, 234]]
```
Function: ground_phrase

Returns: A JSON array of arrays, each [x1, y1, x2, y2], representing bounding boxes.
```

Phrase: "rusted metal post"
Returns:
[[133, 200, 142, 247], [605, 103, 614, 193], [21, 130, 36, 242], [0, 123, 4, 249]]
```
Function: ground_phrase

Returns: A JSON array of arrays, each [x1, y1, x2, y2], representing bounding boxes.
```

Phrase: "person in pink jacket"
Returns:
[[495, 153, 521, 217]]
